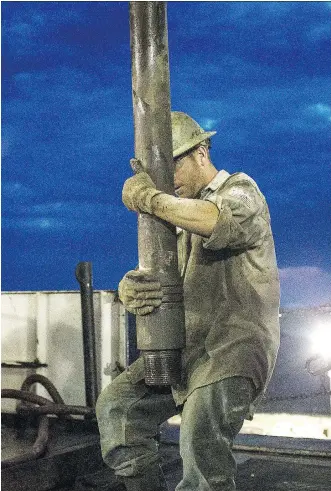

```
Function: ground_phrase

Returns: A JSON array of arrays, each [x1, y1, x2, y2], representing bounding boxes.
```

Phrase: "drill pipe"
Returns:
[[129, 1, 185, 385]]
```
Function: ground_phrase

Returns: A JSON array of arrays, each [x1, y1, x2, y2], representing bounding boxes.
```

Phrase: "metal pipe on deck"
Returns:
[[129, 1, 185, 385], [75, 262, 99, 406]]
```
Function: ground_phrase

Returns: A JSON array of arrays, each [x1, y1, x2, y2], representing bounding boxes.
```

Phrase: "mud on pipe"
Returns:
[[129, 1, 185, 386]]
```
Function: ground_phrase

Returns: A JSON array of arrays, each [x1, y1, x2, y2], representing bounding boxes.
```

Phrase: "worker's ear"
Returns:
[[196, 145, 209, 166]]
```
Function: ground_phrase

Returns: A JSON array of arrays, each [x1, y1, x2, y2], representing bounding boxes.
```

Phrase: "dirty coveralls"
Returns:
[[96, 170, 280, 490]]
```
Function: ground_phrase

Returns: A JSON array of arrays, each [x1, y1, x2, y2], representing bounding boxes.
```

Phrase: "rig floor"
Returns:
[[2, 416, 331, 491]]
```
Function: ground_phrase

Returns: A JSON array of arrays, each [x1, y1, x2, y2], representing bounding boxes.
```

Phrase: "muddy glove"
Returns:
[[118, 270, 163, 315], [122, 168, 163, 214]]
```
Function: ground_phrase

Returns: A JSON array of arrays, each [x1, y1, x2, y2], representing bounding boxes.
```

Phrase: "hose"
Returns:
[[20, 374, 65, 404], [2, 389, 94, 416], [17, 373, 70, 424], [1, 415, 49, 469], [1, 375, 95, 469]]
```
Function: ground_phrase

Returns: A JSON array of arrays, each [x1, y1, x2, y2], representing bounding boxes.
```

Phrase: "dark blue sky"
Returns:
[[2, 1, 331, 308]]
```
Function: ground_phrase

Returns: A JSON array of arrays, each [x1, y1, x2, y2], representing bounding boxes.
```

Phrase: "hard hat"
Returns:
[[171, 111, 216, 159]]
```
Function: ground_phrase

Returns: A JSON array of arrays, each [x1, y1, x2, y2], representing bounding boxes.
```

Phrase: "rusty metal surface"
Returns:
[[129, 2, 185, 385]]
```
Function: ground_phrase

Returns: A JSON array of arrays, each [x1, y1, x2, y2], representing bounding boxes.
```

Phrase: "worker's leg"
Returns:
[[176, 377, 255, 491], [95, 357, 177, 489]]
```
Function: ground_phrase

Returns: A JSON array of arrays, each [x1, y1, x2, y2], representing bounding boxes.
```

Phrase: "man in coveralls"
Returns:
[[96, 112, 280, 491]]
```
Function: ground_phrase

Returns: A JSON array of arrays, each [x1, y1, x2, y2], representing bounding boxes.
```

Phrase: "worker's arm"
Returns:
[[122, 170, 219, 237], [151, 193, 219, 237], [122, 170, 268, 248]]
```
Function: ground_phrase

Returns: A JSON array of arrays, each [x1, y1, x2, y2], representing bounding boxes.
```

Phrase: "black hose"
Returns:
[[1, 389, 95, 416], [18, 403, 94, 416], [2, 389, 56, 406], [17, 373, 71, 423], [1, 416, 49, 469], [20, 374, 65, 404], [1, 377, 95, 469]]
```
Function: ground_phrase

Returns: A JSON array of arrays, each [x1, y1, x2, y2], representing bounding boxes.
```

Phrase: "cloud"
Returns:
[[2, 217, 65, 231], [270, 102, 331, 133], [199, 118, 219, 131], [1, 1, 330, 297], [307, 22, 331, 42], [1, 201, 129, 232], [279, 267, 331, 308], [2, 181, 35, 200], [2, 64, 133, 196], [168, 2, 293, 32], [168, 0, 331, 115], [2, 3, 84, 57], [308, 103, 331, 122], [3, 66, 132, 150], [2, 2, 129, 67]]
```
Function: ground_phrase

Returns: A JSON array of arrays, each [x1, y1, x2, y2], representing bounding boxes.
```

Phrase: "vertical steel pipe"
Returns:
[[75, 262, 98, 406], [129, 1, 185, 385]]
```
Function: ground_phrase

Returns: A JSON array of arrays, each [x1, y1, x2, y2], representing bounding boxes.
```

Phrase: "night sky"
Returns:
[[2, 1, 331, 308]]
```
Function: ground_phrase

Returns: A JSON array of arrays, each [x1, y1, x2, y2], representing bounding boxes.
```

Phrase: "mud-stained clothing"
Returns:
[[96, 369, 255, 490], [96, 169, 280, 490], [172, 169, 280, 406], [127, 170, 280, 409]]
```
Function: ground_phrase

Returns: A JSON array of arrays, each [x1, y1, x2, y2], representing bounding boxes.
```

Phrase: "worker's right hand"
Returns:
[[122, 171, 163, 215], [118, 270, 163, 315]]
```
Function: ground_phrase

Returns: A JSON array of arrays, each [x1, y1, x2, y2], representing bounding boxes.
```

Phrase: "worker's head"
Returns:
[[171, 111, 217, 198]]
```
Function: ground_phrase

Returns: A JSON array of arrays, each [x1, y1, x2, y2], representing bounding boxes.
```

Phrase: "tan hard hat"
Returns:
[[171, 111, 216, 159]]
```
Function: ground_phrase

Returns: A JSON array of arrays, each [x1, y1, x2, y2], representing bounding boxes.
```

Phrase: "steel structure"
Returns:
[[75, 262, 99, 407]]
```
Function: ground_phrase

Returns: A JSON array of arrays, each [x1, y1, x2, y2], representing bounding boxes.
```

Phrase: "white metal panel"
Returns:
[[99, 292, 128, 389], [1, 293, 37, 361], [40, 291, 87, 406], [1, 290, 128, 413], [1, 293, 38, 412]]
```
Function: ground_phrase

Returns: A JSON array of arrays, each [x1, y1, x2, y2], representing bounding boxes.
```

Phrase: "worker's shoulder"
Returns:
[[222, 172, 267, 205], [225, 172, 258, 188]]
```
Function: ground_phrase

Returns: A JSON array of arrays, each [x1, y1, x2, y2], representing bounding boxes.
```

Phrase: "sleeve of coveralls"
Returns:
[[202, 179, 269, 251]]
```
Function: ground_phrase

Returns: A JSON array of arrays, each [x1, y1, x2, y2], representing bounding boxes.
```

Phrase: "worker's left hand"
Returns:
[[122, 171, 163, 214], [118, 269, 162, 315]]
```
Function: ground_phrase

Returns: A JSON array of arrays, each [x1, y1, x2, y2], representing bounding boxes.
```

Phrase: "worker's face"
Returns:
[[174, 149, 205, 199]]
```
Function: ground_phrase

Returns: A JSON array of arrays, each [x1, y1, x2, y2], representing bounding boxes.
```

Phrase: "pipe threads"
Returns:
[[143, 350, 182, 386]]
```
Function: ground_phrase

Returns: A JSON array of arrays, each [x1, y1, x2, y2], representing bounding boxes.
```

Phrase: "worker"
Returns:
[[96, 112, 280, 491]]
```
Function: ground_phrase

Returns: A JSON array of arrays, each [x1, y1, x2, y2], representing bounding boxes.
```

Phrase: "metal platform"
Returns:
[[2, 416, 331, 491]]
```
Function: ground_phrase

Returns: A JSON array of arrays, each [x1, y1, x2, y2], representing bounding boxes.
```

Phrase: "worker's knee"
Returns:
[[95, 375, 124, 424], [96, 370, 151, 461], [95, 373, 162, 472], [219, 377, 256, 435], [182, 378, 255, 443], [95, 373, 136, 459]]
